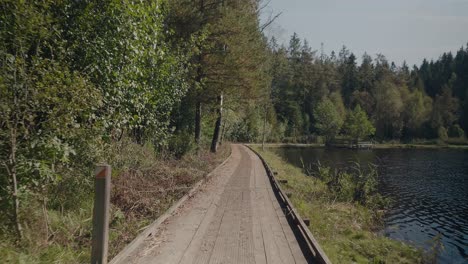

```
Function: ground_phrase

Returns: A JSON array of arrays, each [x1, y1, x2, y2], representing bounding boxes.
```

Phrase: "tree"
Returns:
[[340, 52, 359, 106], [402, 89, 432, 137], [313, 97, 344, 142], [373, 79, 405, 139], [357, 53, 375, 92], [206, 0, 271, 152], [431, 86, 459, 131], [0, 0, 102, 241], [343, 105, 376, 141], [0, 0, 191, 243], [168, 0, 270, 152], [264, 32, 468, 143]]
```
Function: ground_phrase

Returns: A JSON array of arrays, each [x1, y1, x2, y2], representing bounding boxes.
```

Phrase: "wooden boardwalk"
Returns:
[[116, 144, 313, 264]]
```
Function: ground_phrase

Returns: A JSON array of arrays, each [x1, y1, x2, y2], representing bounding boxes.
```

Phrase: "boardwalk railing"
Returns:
[[246, 145, 332, 264]]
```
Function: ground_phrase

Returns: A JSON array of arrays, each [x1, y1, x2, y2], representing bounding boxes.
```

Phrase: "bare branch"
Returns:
[[260, 12, 282, 33]]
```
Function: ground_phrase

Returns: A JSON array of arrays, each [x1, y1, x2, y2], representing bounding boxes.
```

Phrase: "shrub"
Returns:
[[167, 131, 195, 159], [448, 124, 465, 138], [437, 127, 448, 141], [310, 162, 388, 209]]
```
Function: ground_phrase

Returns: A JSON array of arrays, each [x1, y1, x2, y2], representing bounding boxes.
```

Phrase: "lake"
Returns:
[[272, 146, 468, 264]]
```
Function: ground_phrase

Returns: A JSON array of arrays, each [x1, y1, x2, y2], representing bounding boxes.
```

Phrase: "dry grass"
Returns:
[[0, 139, 230, 263], [108, 143, 230, 258]]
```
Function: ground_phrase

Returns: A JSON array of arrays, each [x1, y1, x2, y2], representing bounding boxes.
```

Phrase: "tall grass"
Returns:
[[305, 161, 389, 211]]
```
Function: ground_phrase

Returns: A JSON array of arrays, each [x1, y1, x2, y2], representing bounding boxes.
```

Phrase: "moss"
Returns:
[[252, 146, 422, 264]]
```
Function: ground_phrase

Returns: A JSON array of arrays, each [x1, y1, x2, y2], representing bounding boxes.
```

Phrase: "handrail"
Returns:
[[246, 145, 332, 264]]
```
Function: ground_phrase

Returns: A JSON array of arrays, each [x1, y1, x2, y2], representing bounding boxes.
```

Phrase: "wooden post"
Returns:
[[91, 165, 111, 264]]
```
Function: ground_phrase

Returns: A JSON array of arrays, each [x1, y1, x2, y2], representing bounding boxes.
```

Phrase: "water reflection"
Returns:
[[273, 147, 468, 264]]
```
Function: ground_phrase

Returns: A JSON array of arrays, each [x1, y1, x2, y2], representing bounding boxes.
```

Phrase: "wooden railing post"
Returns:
[[91, 164, 111, 264]]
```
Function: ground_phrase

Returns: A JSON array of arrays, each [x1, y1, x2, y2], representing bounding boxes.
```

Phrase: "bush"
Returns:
[[167, 131, 195, 158], [437, 127, 448, 141], [448, 124, 465, 138]]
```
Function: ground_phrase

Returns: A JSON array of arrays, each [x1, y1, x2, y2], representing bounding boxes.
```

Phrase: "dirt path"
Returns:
[[117, 144, 312, 264]]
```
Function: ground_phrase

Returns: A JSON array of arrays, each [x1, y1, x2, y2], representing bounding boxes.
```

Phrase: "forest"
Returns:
[[265, 34, 468, 144], [0, 0, 467, 262]]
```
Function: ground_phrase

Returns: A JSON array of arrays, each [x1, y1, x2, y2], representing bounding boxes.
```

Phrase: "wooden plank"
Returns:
[[207, 190, 243, 264], [238, 190, 255, 264], [208, 147, 251, 263], [191, 190, 235, 264], [255, 160, 296, 264], [246, 145, 332, 264], [179, 180, 235, 263], [251, 188, 268, 264], [264, 169, 308, 264], [256, 187, 283, 264]]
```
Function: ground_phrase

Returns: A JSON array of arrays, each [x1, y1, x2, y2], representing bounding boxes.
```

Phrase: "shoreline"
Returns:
[[248, 142, 468, 150], [250, 146, 422, 263]]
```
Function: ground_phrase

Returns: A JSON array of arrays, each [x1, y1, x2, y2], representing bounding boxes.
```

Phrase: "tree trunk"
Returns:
[[219, 121, 226, 146], [262, 104, 267, 151], [42, 198, 49, 243], [9, 126, 22, 242], [210, 93, 223, 153], [195, 100, 202, 145], [7, 58, 22, 243]]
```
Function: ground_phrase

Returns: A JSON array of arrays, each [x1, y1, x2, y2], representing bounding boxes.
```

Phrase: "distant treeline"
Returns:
[[263, 34, 468, 143]]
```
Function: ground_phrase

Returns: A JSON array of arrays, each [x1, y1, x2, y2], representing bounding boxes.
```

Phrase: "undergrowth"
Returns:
[[0, 139, 229, 263]]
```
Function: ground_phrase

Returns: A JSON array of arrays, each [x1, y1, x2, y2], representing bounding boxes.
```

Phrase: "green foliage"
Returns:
[[343, 105, 375, 141], [402, 89, 433, 138], [431, 86, 459, 133], [167, 131, 195, 158], [313, 97, 344, 142], [67, 0, 189, 144], [448, 124, 465, 138], [312, 162, 387, 209], [373, 79, 405, 139], [437, 127, 449, 141], [0, 0, 193, 257], [268, 33, 468, 144], [0, 0, 104, 240]]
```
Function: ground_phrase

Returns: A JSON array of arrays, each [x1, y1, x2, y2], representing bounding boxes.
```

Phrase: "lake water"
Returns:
[[272, 147, 468, 264]]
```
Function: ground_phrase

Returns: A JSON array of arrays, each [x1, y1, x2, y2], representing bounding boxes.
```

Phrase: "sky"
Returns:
[[260, 0, 468, 66]]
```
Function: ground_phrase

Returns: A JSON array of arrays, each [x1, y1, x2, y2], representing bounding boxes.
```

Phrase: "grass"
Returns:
[[252, 146, 422, 264], [0, 140, 230, 263]]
